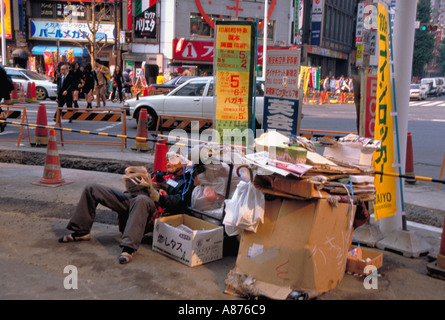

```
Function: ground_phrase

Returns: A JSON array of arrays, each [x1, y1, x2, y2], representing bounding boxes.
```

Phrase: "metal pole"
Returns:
[[262, 0, 268, 78], [1, 0, 6, 65], [379, 0, 418, 234]]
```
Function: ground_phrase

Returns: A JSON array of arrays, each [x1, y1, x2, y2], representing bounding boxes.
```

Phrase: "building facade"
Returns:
[[1, 0, 362, 84]]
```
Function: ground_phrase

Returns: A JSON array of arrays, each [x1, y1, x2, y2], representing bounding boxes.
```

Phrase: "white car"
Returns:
[[5, 67, 58, 100], [123, 76, 265, 131], [409, 83, 428, 100]]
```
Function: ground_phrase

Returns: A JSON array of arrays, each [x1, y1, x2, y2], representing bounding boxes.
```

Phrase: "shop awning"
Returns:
[[32, 46, 89, 57]]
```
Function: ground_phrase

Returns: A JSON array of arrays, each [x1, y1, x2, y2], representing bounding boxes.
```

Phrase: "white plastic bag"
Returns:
[[223, 167, 265, 236]]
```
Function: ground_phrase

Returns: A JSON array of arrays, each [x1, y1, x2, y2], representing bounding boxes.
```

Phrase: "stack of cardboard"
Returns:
[[224, 132, 378, 299]]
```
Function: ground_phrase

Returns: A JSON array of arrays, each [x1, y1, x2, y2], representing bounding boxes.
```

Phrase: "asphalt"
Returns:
[[0, 139, 445, 301]]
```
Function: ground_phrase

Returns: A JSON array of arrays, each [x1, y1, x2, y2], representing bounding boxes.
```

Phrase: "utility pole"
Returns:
[[1, 1, 6, 65]]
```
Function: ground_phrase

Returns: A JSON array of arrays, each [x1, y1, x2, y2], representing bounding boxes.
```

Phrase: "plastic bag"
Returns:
[[223, 166, 265, 236]]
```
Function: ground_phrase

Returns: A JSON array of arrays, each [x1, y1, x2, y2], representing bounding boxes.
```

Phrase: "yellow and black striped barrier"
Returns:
[[55, 107, 127, 151], [0, 119, 163, 144], [374, 171, 445, 185]]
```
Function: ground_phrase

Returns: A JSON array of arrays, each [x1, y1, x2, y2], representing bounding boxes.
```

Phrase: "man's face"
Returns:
[[166, 157, 184, 175], [60, 65, 68, 75]]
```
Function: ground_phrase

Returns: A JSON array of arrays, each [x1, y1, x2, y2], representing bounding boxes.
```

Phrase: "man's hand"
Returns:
[[62, 90, 67, 96]]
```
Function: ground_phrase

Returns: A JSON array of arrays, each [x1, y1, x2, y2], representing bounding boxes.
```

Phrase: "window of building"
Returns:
[[190, 13, 213, 37]]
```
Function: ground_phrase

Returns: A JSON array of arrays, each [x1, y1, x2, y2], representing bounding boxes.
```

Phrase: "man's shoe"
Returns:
[[118, 251, 135, 264]]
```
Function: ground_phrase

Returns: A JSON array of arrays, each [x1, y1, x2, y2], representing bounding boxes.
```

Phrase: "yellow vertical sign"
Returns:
[[0, 0, 12, 39], [373, 3, 397, 221], [214, 21, 255, 141]]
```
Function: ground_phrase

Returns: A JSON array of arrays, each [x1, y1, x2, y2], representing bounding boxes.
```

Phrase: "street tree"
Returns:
[[412, 0, 435, 78]]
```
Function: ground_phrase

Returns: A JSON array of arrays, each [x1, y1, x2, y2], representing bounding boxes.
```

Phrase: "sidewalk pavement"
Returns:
[[0, 142, 444, 300]]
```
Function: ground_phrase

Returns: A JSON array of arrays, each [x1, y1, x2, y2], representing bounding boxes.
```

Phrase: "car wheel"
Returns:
[[35, 87, 48, 100]]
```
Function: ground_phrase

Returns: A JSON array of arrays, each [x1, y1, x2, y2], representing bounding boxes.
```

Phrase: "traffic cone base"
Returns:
[[31, 129, 73, 188]]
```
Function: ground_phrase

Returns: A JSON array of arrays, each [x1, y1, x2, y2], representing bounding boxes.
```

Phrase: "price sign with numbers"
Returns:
[[214, 20, 256, 143]]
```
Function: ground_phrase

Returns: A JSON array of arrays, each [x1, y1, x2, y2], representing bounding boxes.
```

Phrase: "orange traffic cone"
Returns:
[[152, 139, 168, 172], [26, 82, 33, 103], [31, 129, 73, 188], [405, 132, 417, 184], [11, 82, 18, 104], [32, 103, 49, 146], [142, 86, 149, 97], [31, 82, 37, 102], [132, 108, 150, 152]]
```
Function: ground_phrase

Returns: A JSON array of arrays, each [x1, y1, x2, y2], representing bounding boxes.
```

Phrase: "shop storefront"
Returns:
[[122, 52, 163, 85]]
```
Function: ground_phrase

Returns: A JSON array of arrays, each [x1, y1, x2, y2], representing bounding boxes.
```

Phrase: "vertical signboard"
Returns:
[[263, 49, 301, 137], [134, 0, 157, 40], [311, 0, 323, 46], [214, 20, 256, 142], [373, 4, 397, 221], [0, 0, 12, 39], [293, 0, 304, 45]]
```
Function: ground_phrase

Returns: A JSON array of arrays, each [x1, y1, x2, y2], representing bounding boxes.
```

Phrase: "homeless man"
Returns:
[[58, 152, 194, 264]]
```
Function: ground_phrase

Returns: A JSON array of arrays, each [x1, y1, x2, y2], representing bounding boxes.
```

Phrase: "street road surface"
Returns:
[[1, 97, 444, 183]]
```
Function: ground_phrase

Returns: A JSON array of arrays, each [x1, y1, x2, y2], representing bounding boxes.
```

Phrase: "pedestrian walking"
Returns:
[[111, 65, 124, 103], [82, 63, 95, 109], [122, 68, 132, 100], [94, 59, 110, 108], [70, 61, 83, 108], [54, 63, 74, 122]]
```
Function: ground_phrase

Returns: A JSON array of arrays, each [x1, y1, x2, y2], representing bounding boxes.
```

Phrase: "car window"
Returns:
[[207, 82, 214, 96], [9, 74, 27, 81], [172, 80, 208, 96], [22, 70, 50, 81]]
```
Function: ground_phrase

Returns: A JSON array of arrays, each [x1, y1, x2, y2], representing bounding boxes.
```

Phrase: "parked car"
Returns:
[[409, 83, 428, 100], [420, 78, 440, 96], [5, 67, 57, 100], [123, 76, 265, 131], [147, 76, 198, 95]]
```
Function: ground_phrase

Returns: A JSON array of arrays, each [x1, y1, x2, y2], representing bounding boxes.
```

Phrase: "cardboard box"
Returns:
[[323, 143, 374, 166], [153, 214, 224, 267], [226, 198, 355, 299], [346, 246, 383, 275], [254, 174, 330, 200]]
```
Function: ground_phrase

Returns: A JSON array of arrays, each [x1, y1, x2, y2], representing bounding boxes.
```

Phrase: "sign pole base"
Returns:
[[376, 229, 432, 258]]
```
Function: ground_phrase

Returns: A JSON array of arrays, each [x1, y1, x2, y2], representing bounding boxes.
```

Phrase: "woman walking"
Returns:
[[82, 63, 95, 109], [111, 65, 124, 103], [71, 61, 83, 108]]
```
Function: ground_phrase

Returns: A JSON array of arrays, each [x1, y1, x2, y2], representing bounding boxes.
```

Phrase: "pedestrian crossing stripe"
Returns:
[[409, 101, 445, 107], [60, 111, 122, 122]]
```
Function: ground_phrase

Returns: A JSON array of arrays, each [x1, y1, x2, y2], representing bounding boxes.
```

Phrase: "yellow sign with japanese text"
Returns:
[[214, 21, 255, 143], [373, 3, 397, 221]]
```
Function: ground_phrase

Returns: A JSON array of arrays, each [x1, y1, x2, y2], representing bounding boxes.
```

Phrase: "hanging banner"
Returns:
[[373, 3, 397, 221], [43, 51, 54, 77], [263, 49, 301, 137], [214, 20, 256, 143], [66, 50, 75, 63], [0, 0, 12, 39]]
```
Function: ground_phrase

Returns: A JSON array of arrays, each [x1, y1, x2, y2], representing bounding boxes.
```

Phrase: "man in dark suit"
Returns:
[[54, 63, 74, 122]]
